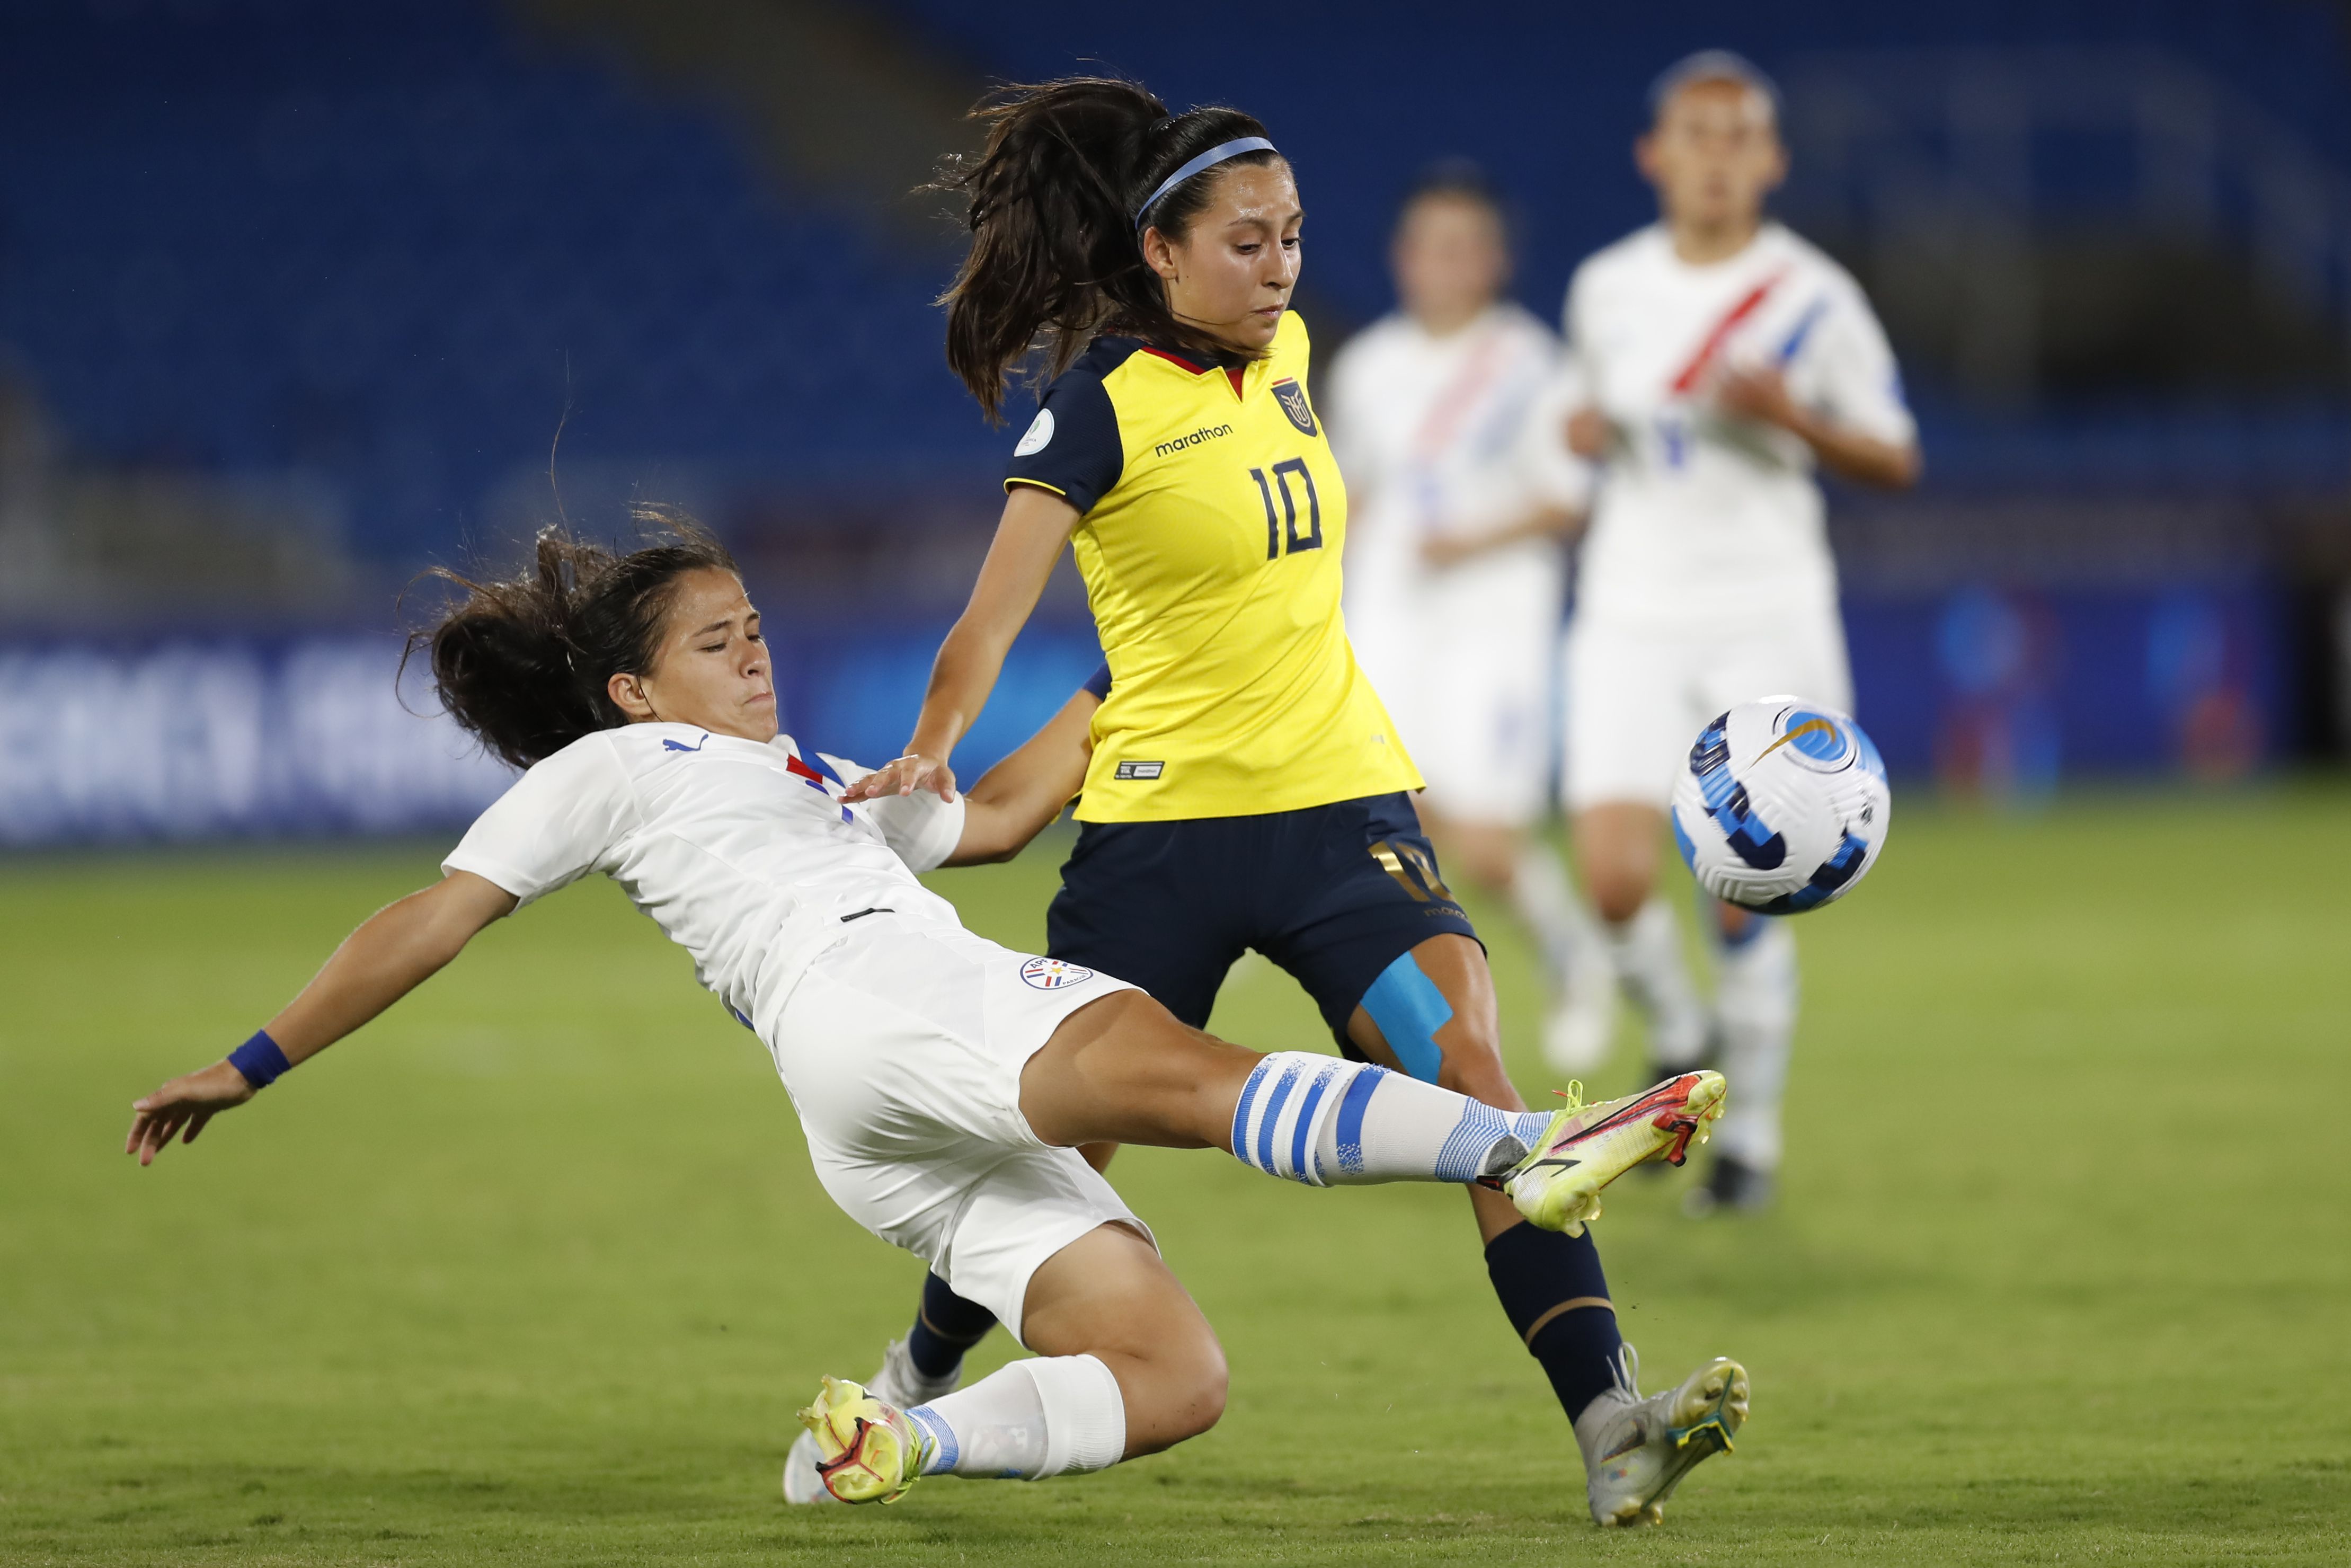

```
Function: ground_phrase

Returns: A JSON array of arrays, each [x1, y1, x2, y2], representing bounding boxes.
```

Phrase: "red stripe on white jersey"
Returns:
[[1666, 269, 1788, 396]]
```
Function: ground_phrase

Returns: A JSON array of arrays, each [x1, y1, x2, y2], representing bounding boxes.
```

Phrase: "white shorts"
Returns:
[[1562, 613, 1853, 811], [765, 913, 1149, 1345], [1354, 595, 1560, 829]]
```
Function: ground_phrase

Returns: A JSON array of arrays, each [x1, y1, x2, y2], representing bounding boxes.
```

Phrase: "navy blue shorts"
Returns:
[[1045, 792, 1480, 1048]]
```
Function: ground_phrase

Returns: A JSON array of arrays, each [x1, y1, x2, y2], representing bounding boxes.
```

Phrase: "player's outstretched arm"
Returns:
[[124, 870, 518, 1165], [843, 485, 1081, 805], [1421, 502, 1587, 568], [946, 686, 1100, 866]]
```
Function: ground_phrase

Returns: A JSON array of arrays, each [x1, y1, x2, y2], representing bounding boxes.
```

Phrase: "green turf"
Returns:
[[5, 786, 2349, 1565]]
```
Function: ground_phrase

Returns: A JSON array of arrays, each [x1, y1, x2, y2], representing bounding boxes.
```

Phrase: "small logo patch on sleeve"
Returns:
[[1014, 407, 1055, 456], [1021, 956, 1095, 989], [1112, 760, 1165, 781]]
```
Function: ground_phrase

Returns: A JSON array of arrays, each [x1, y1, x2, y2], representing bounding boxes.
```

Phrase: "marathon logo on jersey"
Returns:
[[1271, 378, 1317, 437], [1020, 956, 1096, 990], [1152, 423, 1232, 458], [1112, 760, 1164, 781]]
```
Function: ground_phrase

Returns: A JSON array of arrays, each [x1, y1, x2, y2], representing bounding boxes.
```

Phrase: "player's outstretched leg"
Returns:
[[1572, 805, 1711, 1076], [1015, 989, 1719, 1222], [796, 1223, 1220, 1503], [1576, 1344, 1750, 1526], [1690, 903, 1796, 1213]]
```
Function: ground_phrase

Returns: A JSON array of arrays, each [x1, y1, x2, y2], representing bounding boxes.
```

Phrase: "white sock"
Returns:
[[907, 1353, 1125, 1480], [1227, 1051, 1550, 1188], [1509, 841, 1593, 986], [1709, 917, 1797, 1171], [1601, 897, 1708, 1069]]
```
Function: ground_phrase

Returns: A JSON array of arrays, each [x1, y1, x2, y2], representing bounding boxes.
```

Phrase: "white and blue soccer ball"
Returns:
[[1671, 697, 1891, 915]]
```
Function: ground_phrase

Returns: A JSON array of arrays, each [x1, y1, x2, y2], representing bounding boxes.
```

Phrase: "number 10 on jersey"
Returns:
[[1251, 459, 1323, 560]]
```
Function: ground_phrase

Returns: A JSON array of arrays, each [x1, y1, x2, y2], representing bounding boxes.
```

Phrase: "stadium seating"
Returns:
[[3, 0, 2346, 581], [0, 0, 1001, 565], [2, 0, 2346, 580]]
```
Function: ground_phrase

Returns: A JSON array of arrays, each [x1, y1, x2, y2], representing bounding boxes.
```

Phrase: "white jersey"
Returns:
[[1332, 301, 1587, 633], [1562, 222, 1913, 630], [445, 720, 1151, 1340], [1329, 304, 1588, 823], [441, 723, 966, 1034]]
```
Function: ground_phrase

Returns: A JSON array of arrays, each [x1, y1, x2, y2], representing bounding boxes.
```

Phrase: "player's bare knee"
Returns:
[[1162, 1329, 1229, 1440], [1587, 866, 1651, 926], [1107, 1308, 1226, 1448]]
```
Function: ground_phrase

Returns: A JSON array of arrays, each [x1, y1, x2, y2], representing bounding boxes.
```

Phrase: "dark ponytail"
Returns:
[[933, 76, 1282, 420], [405, 506, 739, 769]]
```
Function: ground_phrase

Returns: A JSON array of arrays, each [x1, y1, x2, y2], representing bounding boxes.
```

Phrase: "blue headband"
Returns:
[[1134, 136, 1277, 232]]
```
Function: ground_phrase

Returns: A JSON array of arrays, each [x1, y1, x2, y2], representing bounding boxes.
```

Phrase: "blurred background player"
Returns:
[[1557, 51, 1921, 1211], [1330, 163, 1616, 1073]]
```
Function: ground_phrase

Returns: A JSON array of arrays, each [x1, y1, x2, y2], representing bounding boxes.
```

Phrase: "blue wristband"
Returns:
[[228, 1030, 292, 1089]]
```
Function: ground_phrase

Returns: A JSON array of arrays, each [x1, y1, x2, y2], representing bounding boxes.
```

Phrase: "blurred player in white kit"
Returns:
[[1330, 163, 1616, 1073], [1558, 52, 1920, 1211]]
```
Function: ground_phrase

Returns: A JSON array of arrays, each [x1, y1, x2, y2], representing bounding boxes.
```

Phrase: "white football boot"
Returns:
[[783, 1338, 961, 1504], [1574, 1343, 1749, 1526]]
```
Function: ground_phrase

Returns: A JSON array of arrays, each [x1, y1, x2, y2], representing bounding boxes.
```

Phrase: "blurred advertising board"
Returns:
[[1845, 579, 2290, 798], [0, 591, 2287, 848], [0, 625, 1106, 848], [0, 637, 511, 846]]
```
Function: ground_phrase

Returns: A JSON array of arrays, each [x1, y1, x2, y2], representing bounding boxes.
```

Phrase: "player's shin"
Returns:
[[1485, 1221, 1625, 1425], [906, 1271, 997, 1382], [1707, 913, 1795, 1166], [1605, 897, 1709, 1070], [906, 1354, 1126, 1481], [1226, 1052, 1551, 1186], [1510, 839, 1589, 984], [1515, 844, 1620, 1074]]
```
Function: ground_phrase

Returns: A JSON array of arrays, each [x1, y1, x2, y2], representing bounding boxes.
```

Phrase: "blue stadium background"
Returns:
[[2, 0, 2345, 841]]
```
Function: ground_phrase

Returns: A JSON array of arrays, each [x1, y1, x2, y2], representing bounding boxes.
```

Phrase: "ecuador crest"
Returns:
[[1272, 377, 1317, 437]]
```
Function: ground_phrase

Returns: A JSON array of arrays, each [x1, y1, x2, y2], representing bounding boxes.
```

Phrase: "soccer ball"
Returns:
[[1670, 697, 1891, 915]]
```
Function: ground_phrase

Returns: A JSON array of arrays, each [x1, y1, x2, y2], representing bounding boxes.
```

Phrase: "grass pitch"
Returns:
[[4, 786, 2348, 1565]]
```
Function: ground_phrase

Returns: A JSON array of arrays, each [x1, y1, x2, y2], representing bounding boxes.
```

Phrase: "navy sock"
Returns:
[[905, 1272, 997, 1381], [1484, 1221, 1623, 1423]]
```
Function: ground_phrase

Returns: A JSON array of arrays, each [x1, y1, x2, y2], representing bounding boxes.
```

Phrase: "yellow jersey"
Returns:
[[1006, 312, 1422, 822]]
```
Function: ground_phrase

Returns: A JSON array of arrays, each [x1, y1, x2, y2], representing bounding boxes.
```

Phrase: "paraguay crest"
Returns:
[[1271, 377, 1317, 436], [1020, 956, 1095, 990]]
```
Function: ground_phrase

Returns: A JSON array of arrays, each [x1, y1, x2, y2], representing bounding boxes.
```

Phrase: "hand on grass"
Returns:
[[126, 1060, 254, 1166], [840, 754, 959, 804]]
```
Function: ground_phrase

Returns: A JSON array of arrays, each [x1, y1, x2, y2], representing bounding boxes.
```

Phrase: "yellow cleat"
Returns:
[[794, 1375, 932, 1504], [1493, 1071, 1727, 1235]]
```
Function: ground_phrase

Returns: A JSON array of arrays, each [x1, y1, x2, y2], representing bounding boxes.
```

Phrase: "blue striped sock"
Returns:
[[1228, 1053, 1541, 1188]]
